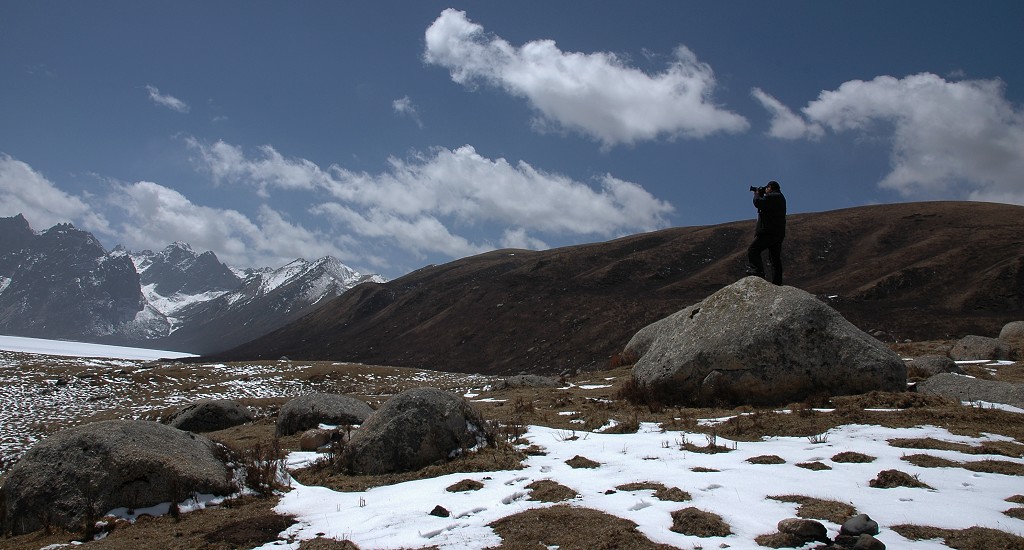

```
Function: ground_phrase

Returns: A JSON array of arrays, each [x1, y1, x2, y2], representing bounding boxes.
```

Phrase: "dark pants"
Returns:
[[747, 234, 784, 285]]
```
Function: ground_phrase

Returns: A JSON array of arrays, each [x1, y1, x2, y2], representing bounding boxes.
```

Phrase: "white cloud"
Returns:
[[750, 88, 823, 140], [106, 180, 351, 268], [145, 85, 190, 113], [187, 139, 674, 261], [392, 96, 424, 128], [760, 73, 1024, 203], [0, 154, 109, 233], [423, 9, 748, 148]]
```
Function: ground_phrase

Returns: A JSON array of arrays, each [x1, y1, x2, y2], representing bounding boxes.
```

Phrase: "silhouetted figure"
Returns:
[[745, 180, 786, 285]]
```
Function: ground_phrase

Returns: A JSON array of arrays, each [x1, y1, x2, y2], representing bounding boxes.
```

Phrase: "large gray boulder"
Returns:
[[0, 420, 232, 536], [949, 335, 1012, 361], [165, 398, 253, 433], [999, 320, 1024, 341], [918, 373, 1024, 408], [626, 277, 906, 406], [345, 387, 490, 475], [276, 393, 374, 437], [906, 355, 964, 378]]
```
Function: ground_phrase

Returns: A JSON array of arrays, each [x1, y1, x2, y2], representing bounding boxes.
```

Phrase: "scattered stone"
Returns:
[[999, 321, 1024, 341], [299, 428, 348, 452], [906, 355, 964, 377], [345, 387, 489, 475], [949, 335, 1012, 361], [275, 393, 374, 437], [917, 373, 1024, 408], [429, 505, 450, 517], [777, 517, 829, 543], [0, 420, 233, 535], [164, 398, 254, 433], [626, 277, 906, 406], [840, 514, 880, 536], [491, 374, 561, 390]]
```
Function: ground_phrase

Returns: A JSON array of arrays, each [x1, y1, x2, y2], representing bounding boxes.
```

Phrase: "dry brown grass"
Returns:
[[615, 482, 691, 502], [488, 505, 677, 549], [870, 469, 933, 489], [668, 507, 731, 537], [768, 494, 857, 524], [4, 352, 1024, 548], [892, 524, 1024, 549], [525, 480, 577, 502]]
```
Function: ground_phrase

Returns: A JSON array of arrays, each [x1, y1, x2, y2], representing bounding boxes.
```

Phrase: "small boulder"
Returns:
[[276, 393, 374, 437], [0, 420, 232, 535], [906, 355, 964, 378], [299, 428, 348, 452], [840, 513, 880, 537], [345, 387, 489, 475], [1000, 321, 1024, 341], [492, 375, 560, 390], [626, 277, 906, 406], [778, 518, 829, 543], [949, 335, 1011, 361], [164, 398, 253, 433]]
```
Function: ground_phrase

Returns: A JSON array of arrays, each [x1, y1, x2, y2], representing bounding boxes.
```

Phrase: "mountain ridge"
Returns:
[[211, 201, 1024, 375], [0, 215, 381, 354]]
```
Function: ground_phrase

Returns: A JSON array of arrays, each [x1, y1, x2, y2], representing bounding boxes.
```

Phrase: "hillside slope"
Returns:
[[213, 201, 1024, 374]]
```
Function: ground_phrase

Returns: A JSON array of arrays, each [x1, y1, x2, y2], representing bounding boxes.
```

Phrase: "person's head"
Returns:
[[766, 180, 781, 192]]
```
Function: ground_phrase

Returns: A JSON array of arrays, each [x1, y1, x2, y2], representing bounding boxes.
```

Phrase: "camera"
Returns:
[[749, 185, 766, 193]]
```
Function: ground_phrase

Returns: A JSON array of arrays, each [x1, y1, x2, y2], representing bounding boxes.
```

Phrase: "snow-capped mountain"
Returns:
[[0, 215, 144, 341], [155, 255, 383, 354], [0, 214, 383, 354]]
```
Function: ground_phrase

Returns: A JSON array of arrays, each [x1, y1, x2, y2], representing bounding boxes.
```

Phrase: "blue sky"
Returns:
[[2, 2, 1022, 279]]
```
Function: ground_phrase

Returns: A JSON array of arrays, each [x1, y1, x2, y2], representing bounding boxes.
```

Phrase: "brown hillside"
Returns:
[[211, 201, 1024, 375]]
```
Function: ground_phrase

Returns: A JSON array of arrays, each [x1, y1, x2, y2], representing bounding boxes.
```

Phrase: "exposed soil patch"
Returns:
[[832, 451, 876, 463], [565, 455, 601, 469], [446, 479, 485, 493], [747, 454, 786, 465], [796, 461, 832, 471], [615, 482, 691, 502]]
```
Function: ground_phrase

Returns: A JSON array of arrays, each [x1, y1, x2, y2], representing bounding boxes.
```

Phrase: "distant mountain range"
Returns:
[[0, 214, 383, 354], [211, 201, 1024, 376]]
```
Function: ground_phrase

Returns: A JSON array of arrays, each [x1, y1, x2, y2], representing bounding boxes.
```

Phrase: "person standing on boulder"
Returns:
[[745, 180, 786, 285]]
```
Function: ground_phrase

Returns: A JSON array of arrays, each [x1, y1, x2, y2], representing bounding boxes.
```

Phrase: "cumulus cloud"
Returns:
[[758, 73, 1024, 203], [392, 96, 424, 128], [187, 139, 674, 261], [750, 88, 823, 140], [145, 85, 190, 113], [423, 9, 748, 148], [0, 154, 109, 233], [105, 180, 352, 268]]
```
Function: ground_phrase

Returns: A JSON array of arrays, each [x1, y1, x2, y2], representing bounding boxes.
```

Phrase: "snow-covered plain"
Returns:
[[260, 420, 1024, 550], [2, 337, 1023, 549], [0, 334, 195, 360]]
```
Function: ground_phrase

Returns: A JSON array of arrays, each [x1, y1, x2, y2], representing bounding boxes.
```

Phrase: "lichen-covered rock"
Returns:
[[999, 320, 1024, 341], [949, 335, 1012, 361], [0, 420, 232, 535], [165, 398, 253, 433], [276, 393, 373, 436], [907, 355, 963, 378], [626, 277, 906, 406], [345, 387, 489, 475]]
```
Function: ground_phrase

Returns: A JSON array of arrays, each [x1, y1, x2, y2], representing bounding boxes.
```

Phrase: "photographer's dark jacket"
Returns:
[[753, 190, 787, 238]]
